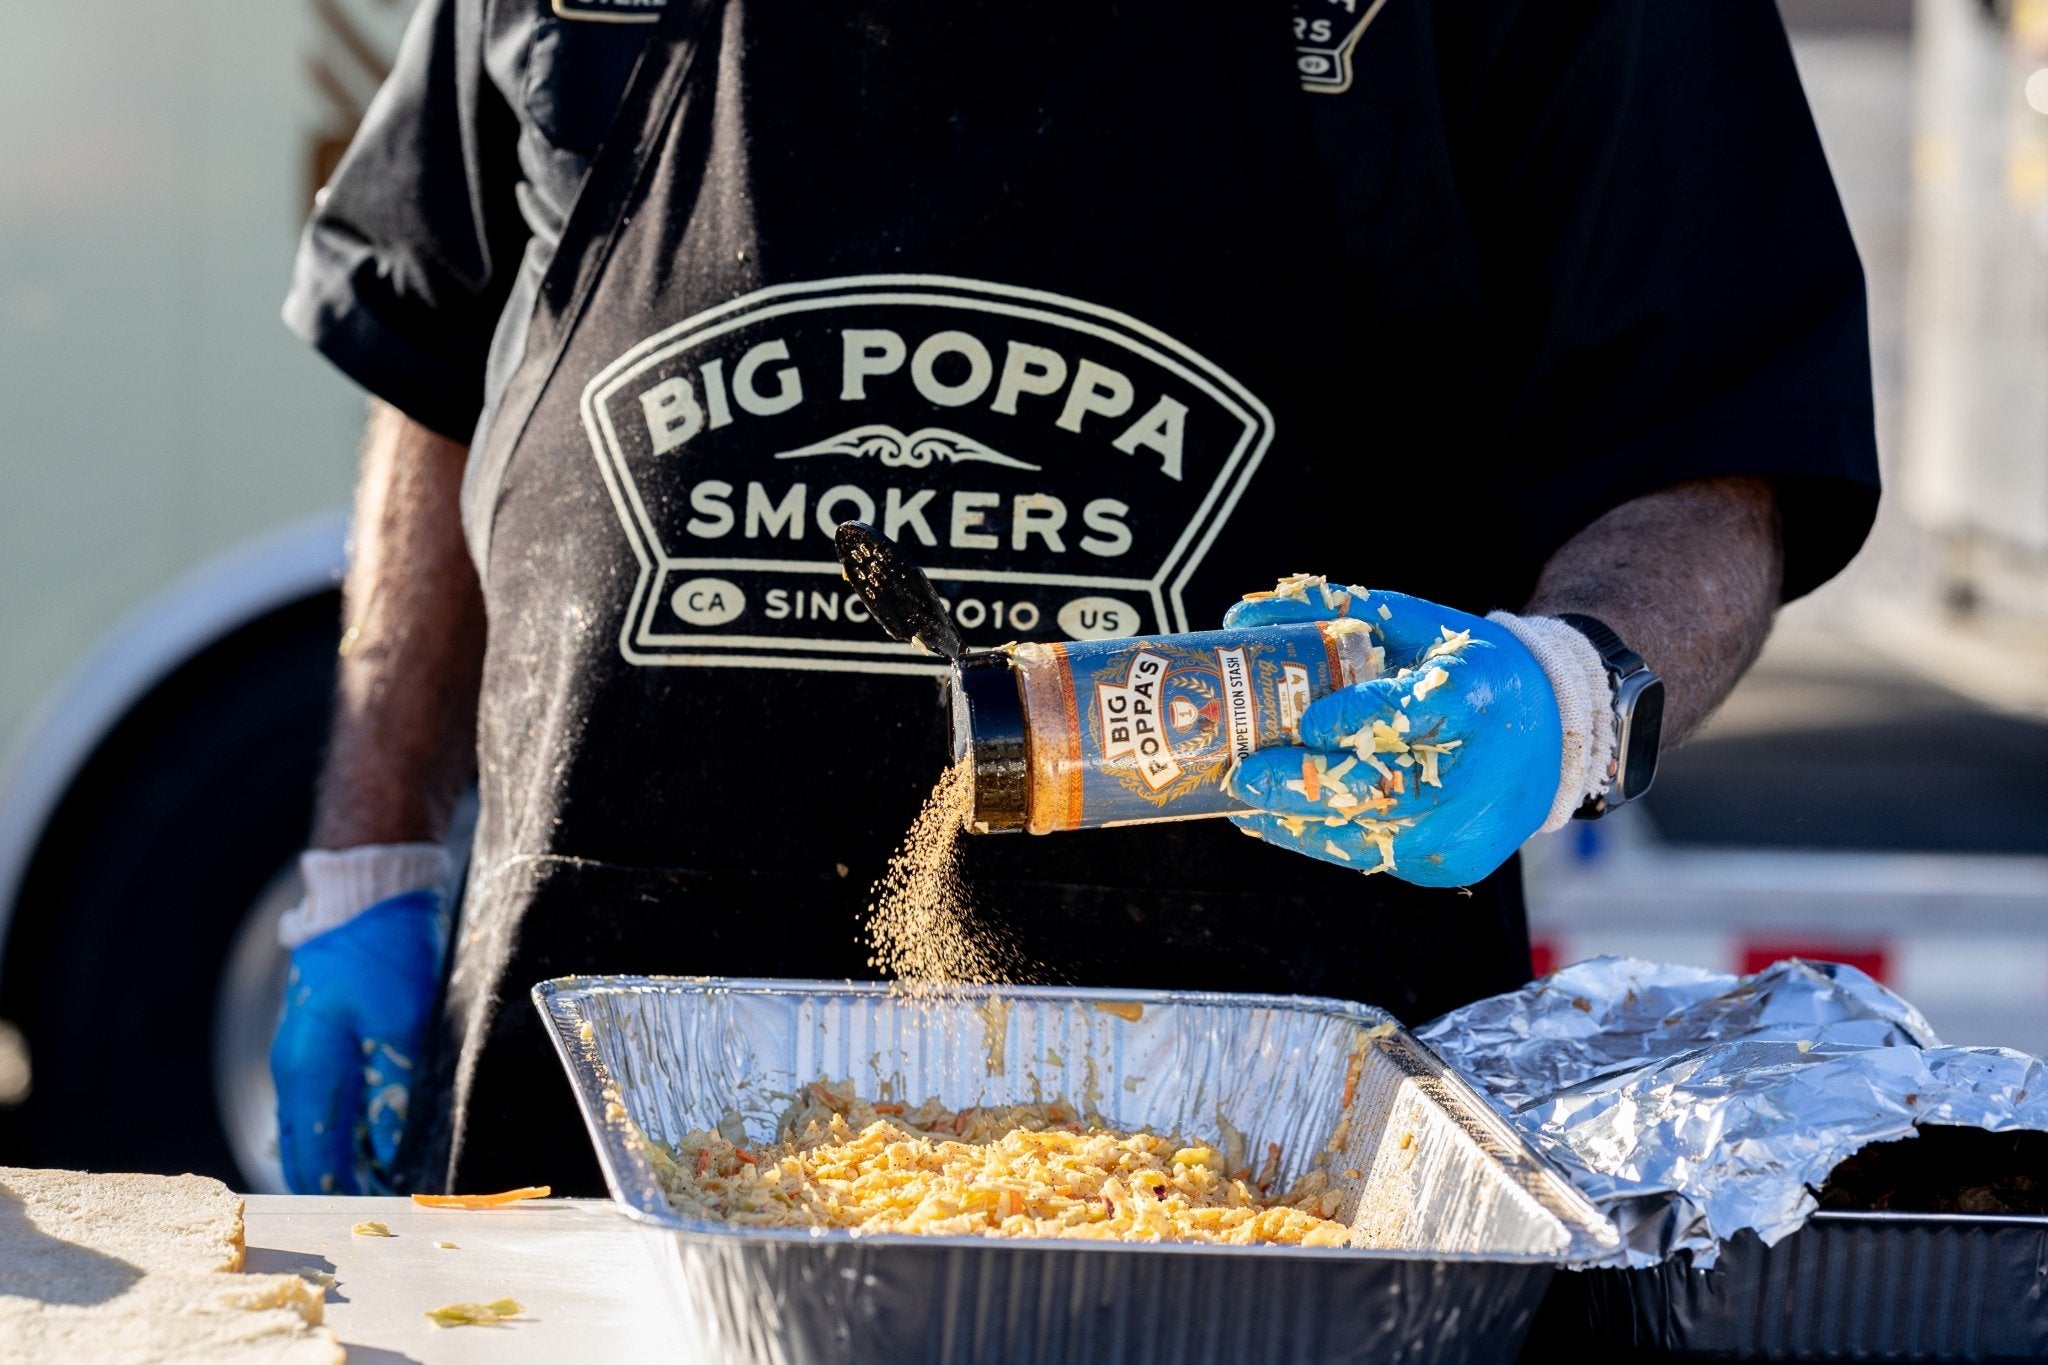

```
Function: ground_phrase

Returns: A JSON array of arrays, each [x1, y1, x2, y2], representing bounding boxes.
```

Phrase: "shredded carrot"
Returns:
[[870, 1103, 905, 1115], [1300, 755, 1321, 802], [1340, 1049, 1366, 1109], [734, 1149, 757, 1165], [411, 1186, 552, 1209]]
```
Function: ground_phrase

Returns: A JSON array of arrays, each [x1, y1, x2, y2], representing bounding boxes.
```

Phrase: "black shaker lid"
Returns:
[[948, 652, 1028, 833]]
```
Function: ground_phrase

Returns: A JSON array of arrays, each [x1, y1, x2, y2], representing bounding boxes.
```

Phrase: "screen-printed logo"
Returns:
[[581, 275, 1274, 674], [1293, 0, 1389, 93]]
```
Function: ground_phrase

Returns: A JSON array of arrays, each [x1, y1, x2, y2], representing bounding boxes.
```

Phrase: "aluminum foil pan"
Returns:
[[1549, 1211, 2048, 1360], [1416, 956, 2048, 1270], [534, 976, 1620, 1365]]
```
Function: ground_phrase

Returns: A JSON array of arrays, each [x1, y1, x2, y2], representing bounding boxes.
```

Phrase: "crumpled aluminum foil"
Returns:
[[1416, 956, 2048, 1268]]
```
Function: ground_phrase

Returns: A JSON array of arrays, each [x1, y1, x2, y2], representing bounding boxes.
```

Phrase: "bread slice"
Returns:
[[0, 1274, 341, 1364], [0, 1167, 342, 1364], [1, 1166, 248, 1278]]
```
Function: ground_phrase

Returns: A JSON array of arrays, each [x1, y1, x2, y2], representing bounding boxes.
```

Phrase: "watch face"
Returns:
[[1618, 674, 1665, 802]]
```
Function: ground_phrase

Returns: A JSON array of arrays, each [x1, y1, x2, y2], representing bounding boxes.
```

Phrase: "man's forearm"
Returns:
[[311, 401, 486, 849], [1523, 475, 1783, 745]]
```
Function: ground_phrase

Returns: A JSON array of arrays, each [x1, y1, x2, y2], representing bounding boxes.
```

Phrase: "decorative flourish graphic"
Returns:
[[775, 425, 1041, 472], [1293, 0, 1390, 94]]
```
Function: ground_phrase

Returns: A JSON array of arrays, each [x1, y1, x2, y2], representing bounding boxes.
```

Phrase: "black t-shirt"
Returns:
[[285, 0, 1880, 612]]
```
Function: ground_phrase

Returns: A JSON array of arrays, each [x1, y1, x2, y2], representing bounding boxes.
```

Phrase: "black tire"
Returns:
[[0, 593, 339, 1183]]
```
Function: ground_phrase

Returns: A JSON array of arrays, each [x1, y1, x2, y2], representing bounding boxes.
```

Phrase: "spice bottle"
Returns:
[[948, 620, 1379, 834]]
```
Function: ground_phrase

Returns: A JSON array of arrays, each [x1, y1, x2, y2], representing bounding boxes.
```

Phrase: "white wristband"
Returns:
[[1486, 612, 1617, 834], [277, 843, 453, 948]]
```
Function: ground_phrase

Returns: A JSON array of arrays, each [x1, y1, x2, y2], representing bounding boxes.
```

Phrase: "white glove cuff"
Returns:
[[278, 843, 452, 948], [1486, 612, 1617, 834]]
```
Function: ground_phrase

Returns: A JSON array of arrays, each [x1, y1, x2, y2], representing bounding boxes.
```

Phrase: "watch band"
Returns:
[[1554, 613, 1646, 681], [1555, 613, 1655, 819]]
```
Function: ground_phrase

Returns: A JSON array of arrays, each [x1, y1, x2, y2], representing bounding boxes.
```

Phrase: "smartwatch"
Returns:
[[1556, 613, 1665, 819]]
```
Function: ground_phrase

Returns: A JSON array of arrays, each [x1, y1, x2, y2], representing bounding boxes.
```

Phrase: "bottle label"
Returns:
[[1039, 624, 1354, 829], [1096, 650, 1184, 791]]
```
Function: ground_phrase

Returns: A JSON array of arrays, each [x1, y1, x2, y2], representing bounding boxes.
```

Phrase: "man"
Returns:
[[273, 0, 1878, 1196]]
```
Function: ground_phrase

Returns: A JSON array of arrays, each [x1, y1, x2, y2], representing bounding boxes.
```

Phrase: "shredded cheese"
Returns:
[[426, 1298, 523, 1328], [1409, 666, 1451, 702]]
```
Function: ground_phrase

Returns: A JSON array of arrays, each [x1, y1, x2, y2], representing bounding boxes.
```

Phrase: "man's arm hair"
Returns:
[[1523, 475, 1783, 745], [311, 400, 487, 849]]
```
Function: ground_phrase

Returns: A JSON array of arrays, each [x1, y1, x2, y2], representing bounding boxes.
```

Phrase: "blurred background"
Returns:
[[0, 0, 2042, 1193], [1522, 0, 2048, 1058]]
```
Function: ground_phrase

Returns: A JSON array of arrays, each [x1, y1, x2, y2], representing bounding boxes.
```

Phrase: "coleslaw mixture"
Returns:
[[651, 1080, 1350, 1246]]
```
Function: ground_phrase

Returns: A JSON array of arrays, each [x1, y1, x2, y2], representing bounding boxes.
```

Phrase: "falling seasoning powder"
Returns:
[[863, 762, 1033, 989], [866, 613, 1373, 989]]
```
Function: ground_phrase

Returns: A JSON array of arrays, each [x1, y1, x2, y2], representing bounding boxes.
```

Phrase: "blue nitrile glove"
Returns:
[[271, 889, 446, 1194], [1222, 578, 1579, 887]]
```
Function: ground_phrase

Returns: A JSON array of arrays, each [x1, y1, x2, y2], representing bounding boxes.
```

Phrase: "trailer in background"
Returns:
[[0, 0, 416, 1190]]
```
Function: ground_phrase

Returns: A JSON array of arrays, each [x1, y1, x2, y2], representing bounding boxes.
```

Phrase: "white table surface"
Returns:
[[243, 1196, 688, 1364]]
